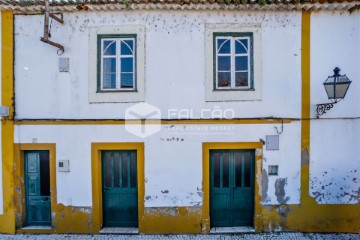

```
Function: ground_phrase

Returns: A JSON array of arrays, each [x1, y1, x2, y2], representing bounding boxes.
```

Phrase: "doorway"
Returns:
[[102, 150, 138, 227], [210, 149, 255, 227], [24, 150, 51, 226]]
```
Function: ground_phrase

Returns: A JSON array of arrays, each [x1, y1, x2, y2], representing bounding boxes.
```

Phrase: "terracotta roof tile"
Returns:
[[0, 0, 358, 11], [2, 0, 358, 5]]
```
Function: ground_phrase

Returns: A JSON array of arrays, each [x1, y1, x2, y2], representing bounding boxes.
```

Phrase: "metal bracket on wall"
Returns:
[[316, 102, 335, 117], [40, 0, 65, 55]]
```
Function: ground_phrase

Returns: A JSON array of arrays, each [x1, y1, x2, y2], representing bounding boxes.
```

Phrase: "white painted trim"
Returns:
[[205, 23, 262, 102], [88, 25, 145, 103]]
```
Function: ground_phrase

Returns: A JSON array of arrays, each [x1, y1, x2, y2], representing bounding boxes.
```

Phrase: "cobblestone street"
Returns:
[[0, 233, 359, 240]]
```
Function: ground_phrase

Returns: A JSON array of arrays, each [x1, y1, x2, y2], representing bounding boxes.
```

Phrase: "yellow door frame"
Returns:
[[202, 142, 263, 233], [91, 142, 144, 233]]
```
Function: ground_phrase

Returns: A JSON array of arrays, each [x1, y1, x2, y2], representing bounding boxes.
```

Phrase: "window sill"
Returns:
[[96, 90, 138, 93], [90, 88, 144, 103], [213, 88, 255, 92]]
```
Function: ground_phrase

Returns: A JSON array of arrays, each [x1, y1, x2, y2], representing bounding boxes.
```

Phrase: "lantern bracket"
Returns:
[[316, 102, 335, 117]]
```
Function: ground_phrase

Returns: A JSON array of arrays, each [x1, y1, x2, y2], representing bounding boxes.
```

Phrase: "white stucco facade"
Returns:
[[14, 11, 302, 119], [15, 122, 301, 207], [309, 12, 360, 204], [12, 9, 360, 215]]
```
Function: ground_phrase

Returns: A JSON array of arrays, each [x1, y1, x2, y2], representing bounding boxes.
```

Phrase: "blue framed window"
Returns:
[[98, 35, 136, 91], [214, 33, 253, 90]]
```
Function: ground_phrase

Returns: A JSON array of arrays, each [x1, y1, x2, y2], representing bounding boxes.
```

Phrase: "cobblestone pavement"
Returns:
[[0, 233, 359, 240]]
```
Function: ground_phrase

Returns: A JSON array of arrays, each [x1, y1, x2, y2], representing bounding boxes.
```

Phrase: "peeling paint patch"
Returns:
[[301, 148, 309, 165], [146, 207, 177, 216], [310, 169, 360, 204], [275, 178, 290, 204], [262, 169, 270, 203], [255, 148, 263, 157]]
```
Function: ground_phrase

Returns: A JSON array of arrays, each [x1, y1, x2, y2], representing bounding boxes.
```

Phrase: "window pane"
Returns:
[[121, 40, 134, 55], [213, 153, 220, 188], [222, 153, 229, 188], [121, 73, 134, 88], [103, 74, 116, 89], [121, 57, 134, 72], [114, 152, 120, 188], [105, 152, 112, 187], [235, 152, 242, 188], [244, 152, 251, 187], [103, 58, 116, 89], [235, 72, 249, 87], [122, 152, 129, 188], [103, 40, 116, 55], [217, 39, 230, 54], [103, 58, 116, 73], [235, 39, 248, 54], [235, 56, 248, 71], [218, 56, 231, 71], [218, 72, 231, 87], [130, 152, 137, 188]]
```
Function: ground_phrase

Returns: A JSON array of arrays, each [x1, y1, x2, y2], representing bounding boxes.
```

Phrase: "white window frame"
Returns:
[[100, 37, 136, 91], [89, 25, 145, 103], [215, 36, 252, 90], [205, 24, 262, 102]]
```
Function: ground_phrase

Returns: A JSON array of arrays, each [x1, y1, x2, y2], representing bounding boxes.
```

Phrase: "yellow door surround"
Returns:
[[14, 143, 56, 234], [201, 142, 263, 233], [91, 142, 145, 233]]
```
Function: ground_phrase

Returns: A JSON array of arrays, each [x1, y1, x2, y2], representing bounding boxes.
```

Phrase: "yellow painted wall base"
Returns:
[[140, 207, 202, 234], [16, 205, 93, 234], [257, 202, 360, 233], [300, 200, 360, 233]]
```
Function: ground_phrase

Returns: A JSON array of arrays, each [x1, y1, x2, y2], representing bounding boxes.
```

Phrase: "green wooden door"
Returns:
[[210, 150, 254, 227], [25, 151, 51, 226], [102, 150, 138, 227]]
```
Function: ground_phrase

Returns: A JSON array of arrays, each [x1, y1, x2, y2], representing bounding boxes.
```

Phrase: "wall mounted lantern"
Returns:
[[316, 67, 351, 117]]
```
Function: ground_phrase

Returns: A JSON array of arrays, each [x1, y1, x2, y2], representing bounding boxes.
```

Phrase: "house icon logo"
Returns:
[[125, 102, 161, 138]]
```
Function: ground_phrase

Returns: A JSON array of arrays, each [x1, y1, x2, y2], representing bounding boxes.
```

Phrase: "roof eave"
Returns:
[[1, 2, 359, 13]]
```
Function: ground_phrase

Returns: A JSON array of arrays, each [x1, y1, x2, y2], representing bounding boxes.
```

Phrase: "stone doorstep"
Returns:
[[99, 227, 139, 235], [21, 226, 52, 230], [100, 227, 255, 235], [210, 226, 256, 234]]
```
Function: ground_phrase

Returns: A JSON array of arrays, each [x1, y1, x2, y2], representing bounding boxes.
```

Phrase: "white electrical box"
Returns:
[[58, 160, 70, 172], [266, 135, 279, 150], [59, 57, 69, 72], [0, 106, 9, 117]]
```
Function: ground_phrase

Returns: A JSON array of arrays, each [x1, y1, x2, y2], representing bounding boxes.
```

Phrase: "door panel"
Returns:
[[25, 151, 51, 226], [102, 150, 138, 227], [210, 150, 254, 227]]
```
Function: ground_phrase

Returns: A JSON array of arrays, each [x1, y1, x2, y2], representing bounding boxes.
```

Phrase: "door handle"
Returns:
[[42, 197, 49, 201]]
